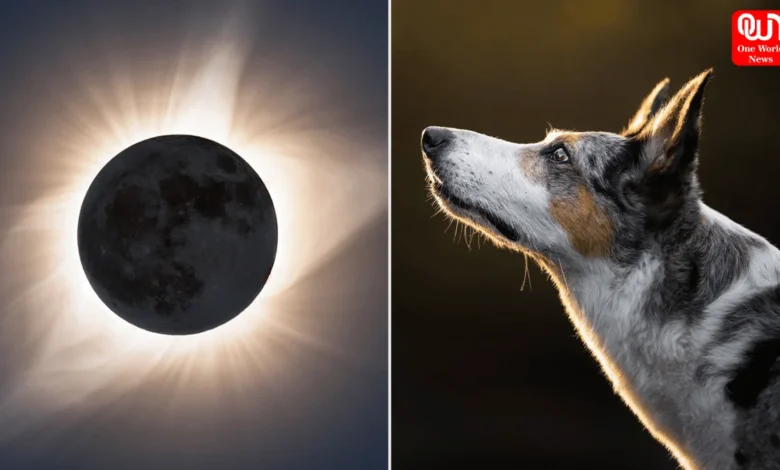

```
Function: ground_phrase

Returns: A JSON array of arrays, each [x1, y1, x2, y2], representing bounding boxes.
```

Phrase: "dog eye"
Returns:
[[549, 147, 569, 163]]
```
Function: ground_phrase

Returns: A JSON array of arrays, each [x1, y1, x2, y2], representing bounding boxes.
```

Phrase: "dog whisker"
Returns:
[[556, 255, 569, 293], [520, 252, 533, 292]]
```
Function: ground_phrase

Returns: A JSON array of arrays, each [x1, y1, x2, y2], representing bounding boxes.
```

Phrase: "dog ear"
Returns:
[[621, 78, 671, 137], [629, 69, 712, 228], [638, 68, 712, 176]]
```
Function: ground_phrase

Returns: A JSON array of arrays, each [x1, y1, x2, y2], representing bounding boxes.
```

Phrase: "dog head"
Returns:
[[422, 69, 712, 262]]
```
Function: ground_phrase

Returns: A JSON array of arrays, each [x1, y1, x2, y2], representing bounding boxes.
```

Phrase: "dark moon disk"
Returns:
[[77, 135, 278, 335]]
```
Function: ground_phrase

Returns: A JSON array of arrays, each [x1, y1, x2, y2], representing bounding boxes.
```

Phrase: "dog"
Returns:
[[421, 69, 780, 469]]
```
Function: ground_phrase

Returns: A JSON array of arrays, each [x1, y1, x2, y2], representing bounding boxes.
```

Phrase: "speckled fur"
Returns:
[[421, 69, 780, 469]]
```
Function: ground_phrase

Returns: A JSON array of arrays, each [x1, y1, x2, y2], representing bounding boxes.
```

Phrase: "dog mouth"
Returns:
[[429, 180, 521, 242]]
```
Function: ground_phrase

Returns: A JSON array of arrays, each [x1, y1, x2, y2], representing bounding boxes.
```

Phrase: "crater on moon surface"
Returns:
[[77, 135, 278, 335]]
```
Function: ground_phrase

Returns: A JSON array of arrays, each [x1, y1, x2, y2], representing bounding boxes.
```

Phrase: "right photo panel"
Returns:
[[393, 1, 780, 469]]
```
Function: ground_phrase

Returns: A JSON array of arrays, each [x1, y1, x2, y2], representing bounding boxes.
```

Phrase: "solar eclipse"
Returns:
[[77, 135, 278, 335]]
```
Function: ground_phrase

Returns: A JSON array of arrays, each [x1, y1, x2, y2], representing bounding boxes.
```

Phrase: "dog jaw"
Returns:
[[550, 185, 614, 258]]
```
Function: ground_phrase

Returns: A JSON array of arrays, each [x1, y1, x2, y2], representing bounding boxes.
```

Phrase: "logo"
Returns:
[[733, 10, 780, 66]]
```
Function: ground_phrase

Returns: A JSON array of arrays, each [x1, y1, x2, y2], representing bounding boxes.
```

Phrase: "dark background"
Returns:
[[393, 0, 780, 468], [0, 1, 387, 470]]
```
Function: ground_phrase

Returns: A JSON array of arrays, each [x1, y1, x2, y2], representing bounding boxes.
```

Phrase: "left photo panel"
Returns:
[[0, 1, 388, 469]]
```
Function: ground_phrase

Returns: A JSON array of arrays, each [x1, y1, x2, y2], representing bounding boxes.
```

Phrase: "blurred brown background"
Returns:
[[392, 0, 780, 468]]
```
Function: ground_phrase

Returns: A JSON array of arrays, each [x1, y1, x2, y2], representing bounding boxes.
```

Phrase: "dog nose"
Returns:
[[421, 126, 453, 159]]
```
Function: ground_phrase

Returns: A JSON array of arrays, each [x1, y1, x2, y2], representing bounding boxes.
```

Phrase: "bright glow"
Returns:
[[0, 13, 385, 440]]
